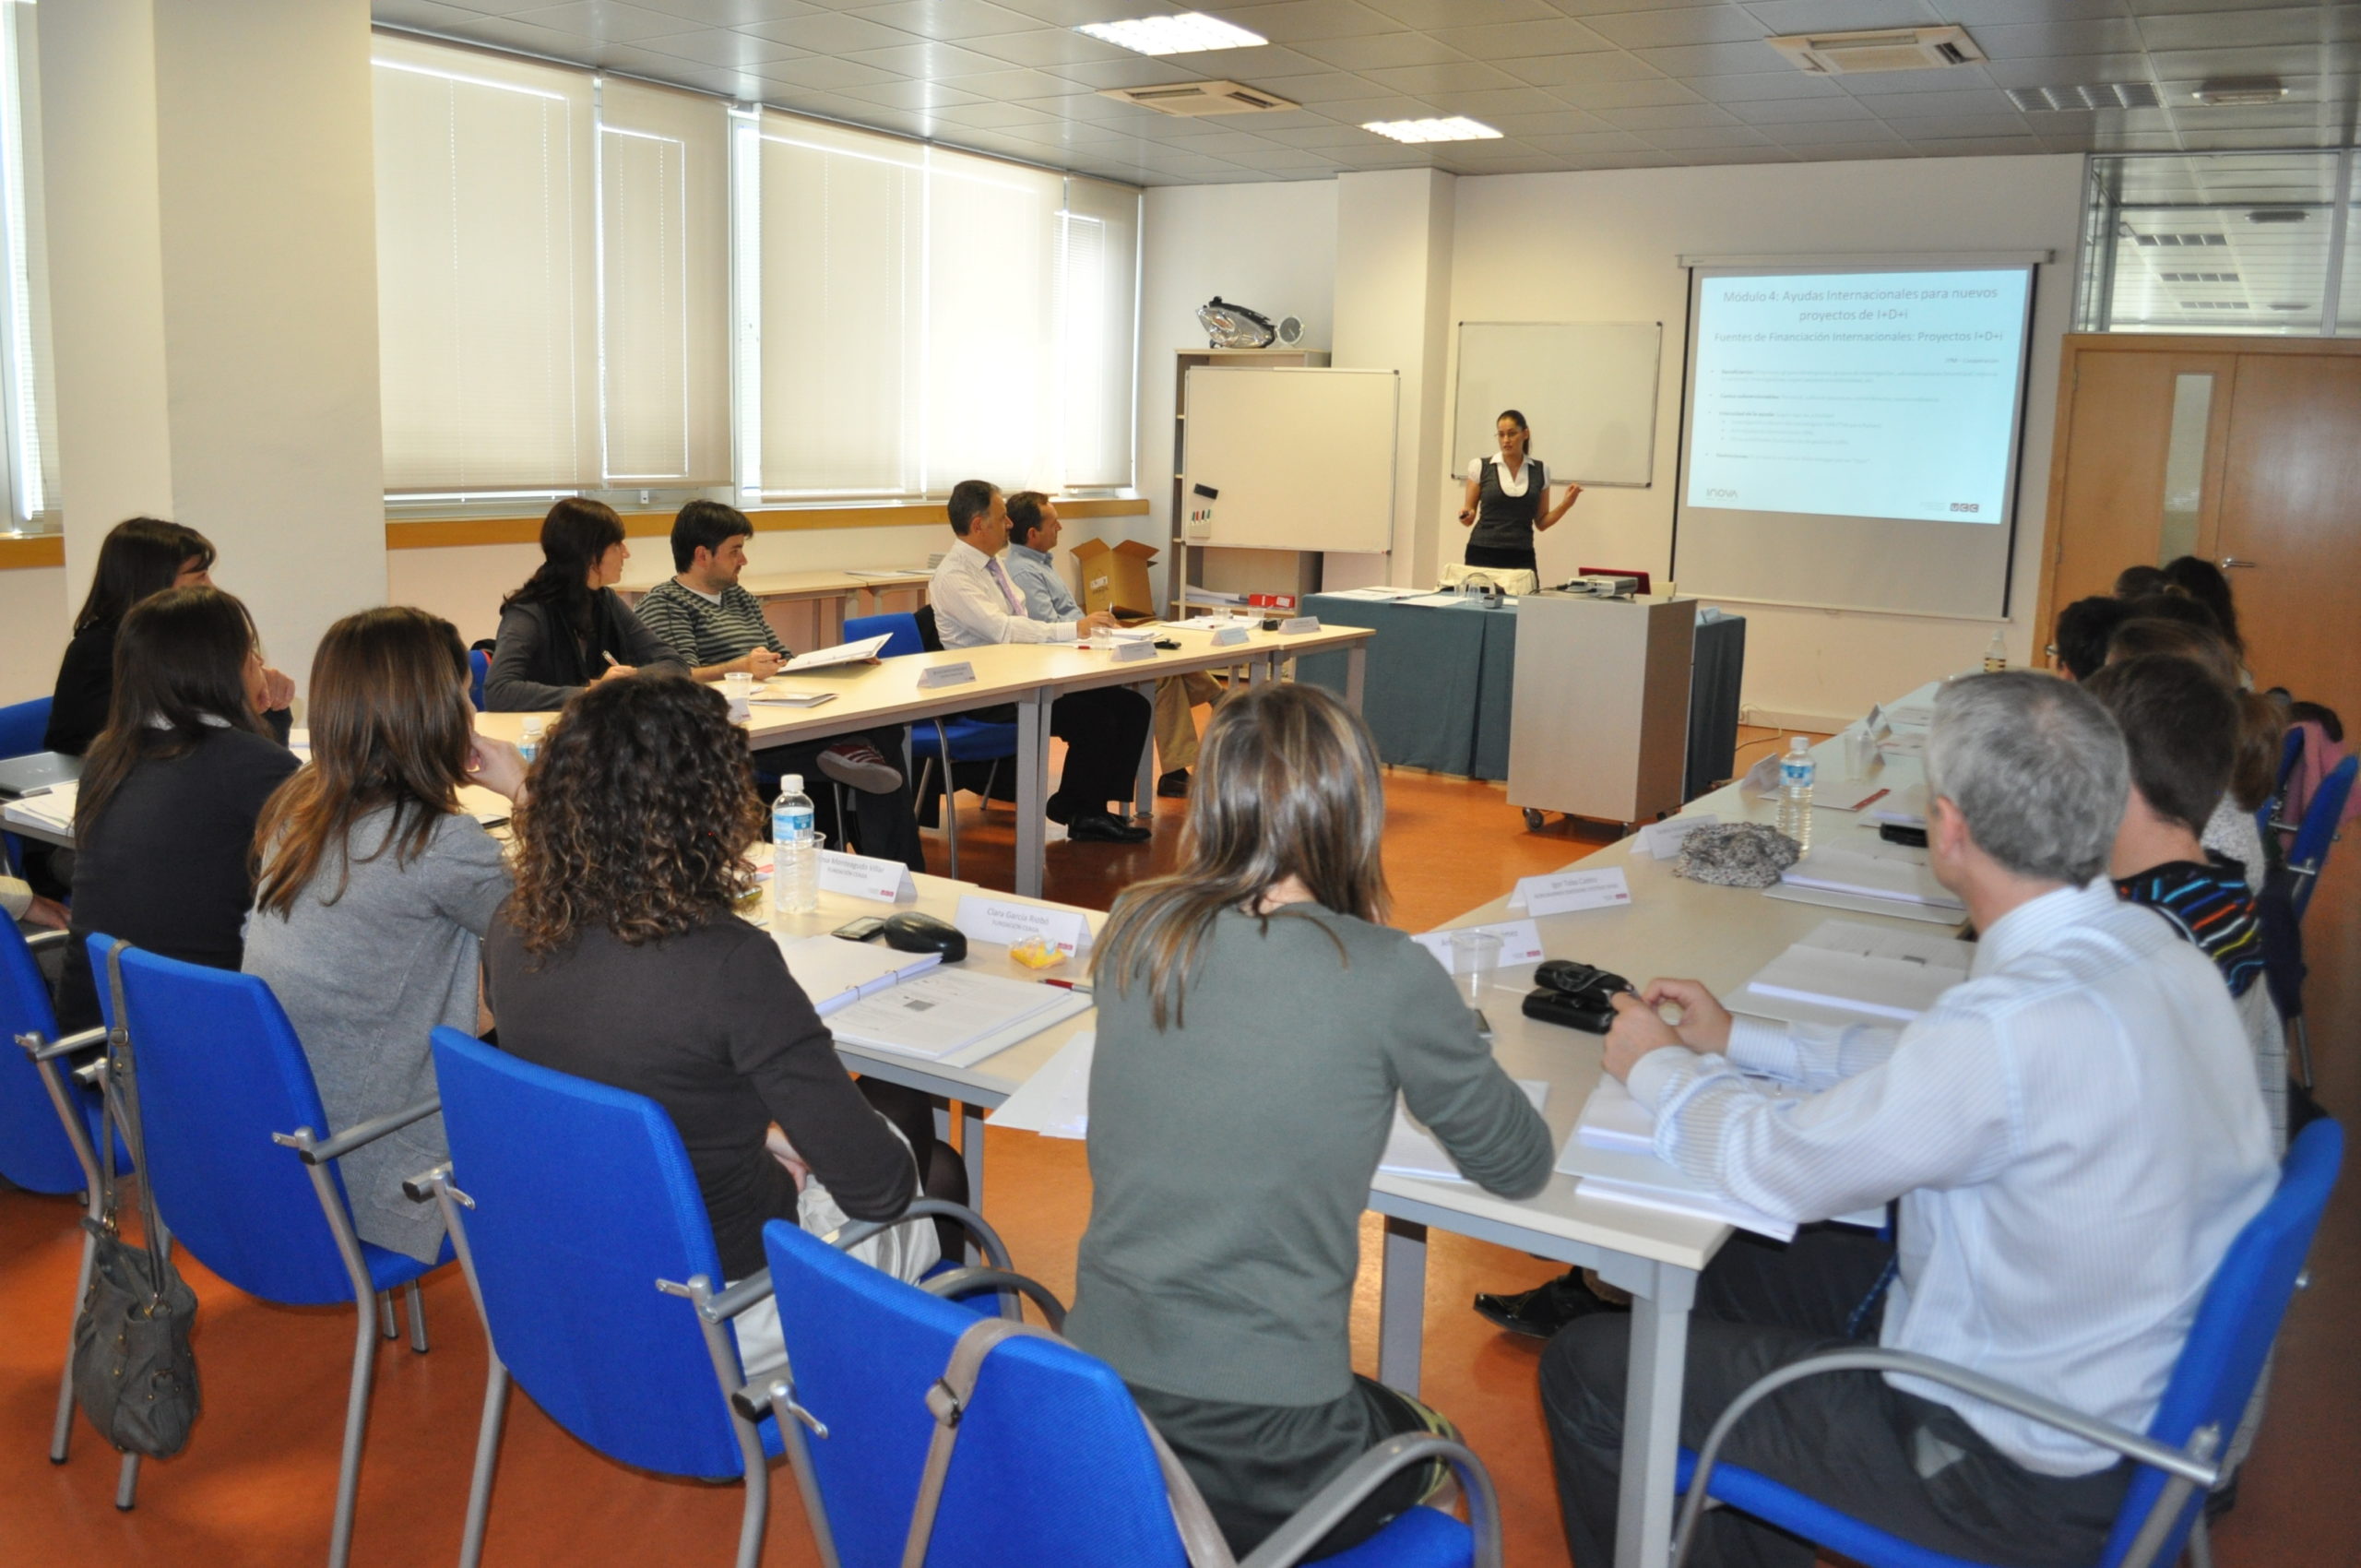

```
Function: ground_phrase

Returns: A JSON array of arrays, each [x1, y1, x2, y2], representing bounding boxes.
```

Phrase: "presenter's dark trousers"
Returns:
[[1539, 1228, 2129, 1568], [1045, 685, 1153, 816]]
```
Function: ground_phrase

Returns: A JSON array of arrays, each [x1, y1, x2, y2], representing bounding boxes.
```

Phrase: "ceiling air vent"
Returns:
[[2007, 82, 2160, 112], [1768, 26, 1986, 75], [2157, 271, 2239, 283], [1099, 80, 1299, 117], [2130, 232, 2228, 248]]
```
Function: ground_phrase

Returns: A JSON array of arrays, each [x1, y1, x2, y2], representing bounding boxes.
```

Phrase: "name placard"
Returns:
[[1507, 867, 1634, 918], [1634, 814, 1718, 860], [917, 661, 976, 688], [955, 894, 1093, 958], [817, 849, 917, 904], [1278, 615, 1321, 636], [1209, 624, 1251, 647], [1112, 640, 1157, 663], [1410, 918, 1547, 971]]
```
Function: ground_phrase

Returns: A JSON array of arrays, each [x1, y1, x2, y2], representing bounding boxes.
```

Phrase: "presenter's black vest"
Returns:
[[1470, 456, 1546, 555]]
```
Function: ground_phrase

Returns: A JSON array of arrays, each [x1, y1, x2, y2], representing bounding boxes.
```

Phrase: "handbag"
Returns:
[[70, 941, 202, 1458]]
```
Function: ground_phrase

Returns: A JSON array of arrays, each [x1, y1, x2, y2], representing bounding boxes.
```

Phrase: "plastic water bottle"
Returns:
[[1983, 631, 2008, 674], [518, 717, 545, 765], [772, 774, 817, 916], [1775, 737, 1816, 854]]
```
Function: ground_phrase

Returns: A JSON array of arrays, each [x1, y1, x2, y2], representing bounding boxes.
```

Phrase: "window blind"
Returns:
[[1058, 177, 1139, 493], [921, 145, 1062, 493], [373, 38, 598, 493], [0, 2, 57, 528]]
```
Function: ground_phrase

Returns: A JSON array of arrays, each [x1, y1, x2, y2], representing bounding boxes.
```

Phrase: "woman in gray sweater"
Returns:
[[244, 608, 528, 1264], [1070, 683, 1554, 1560]]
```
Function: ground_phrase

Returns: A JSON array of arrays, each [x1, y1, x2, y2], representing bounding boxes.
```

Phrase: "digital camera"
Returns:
[[1521, 959, 1634, 1035]]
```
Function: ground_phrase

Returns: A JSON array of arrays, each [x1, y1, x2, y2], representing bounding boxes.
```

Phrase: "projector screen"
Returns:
[[1672, 264, 2036, 619]]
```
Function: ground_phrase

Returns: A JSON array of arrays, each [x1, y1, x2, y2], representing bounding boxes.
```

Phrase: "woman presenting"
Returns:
[[1457, 409, 1581, 574]]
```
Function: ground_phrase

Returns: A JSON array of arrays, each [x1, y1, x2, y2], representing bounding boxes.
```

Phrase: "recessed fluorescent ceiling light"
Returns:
[[1362, 117, 1501, 144], [1076, 13, 1266, 56]]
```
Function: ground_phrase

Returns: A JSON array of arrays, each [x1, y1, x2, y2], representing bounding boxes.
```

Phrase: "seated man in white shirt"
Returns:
[[1544, 671, 2277, 1568], [929, 480, 1152, 844], [1003, 491, 1223, 799]]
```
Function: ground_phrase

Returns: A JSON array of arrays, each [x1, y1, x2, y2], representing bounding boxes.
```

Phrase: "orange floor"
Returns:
[[4, 743, 2354, 1567]]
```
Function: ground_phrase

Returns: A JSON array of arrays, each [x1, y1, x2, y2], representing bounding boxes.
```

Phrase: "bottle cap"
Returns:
[[1788, 736, 1809, 752], [782, 774, 803, 793]]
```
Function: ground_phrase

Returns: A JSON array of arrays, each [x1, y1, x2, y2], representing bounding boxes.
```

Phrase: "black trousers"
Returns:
[[754, 728, 926, 873], [1540, 1229, 2130, 1568], [1046, 685, 1153, 816], [1464, 542, 1537, 573]]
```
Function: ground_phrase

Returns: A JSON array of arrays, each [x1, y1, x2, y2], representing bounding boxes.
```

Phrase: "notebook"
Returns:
[[1380, 1080, 1550, 1181], [1732, 920, 1971, 1028], [775, 933, 943, 1017]]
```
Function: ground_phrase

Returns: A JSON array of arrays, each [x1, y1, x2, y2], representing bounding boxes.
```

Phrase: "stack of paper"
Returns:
[[1732, 920, 1970, 1028], [1380, 1081, 1549, 1181], [1572, 1075, 1655, 1155], [1869, 783, 1929, 828], [776, 934, 943, 1017], [1, 780, 77, 834], [827, 968, 1086, 1064], [1772, 842, 1964, 922], [782, 634, 891, 673]]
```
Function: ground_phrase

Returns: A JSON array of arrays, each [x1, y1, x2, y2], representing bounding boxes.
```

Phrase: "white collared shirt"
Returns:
[[930, 536, 1079, 649], [1467, 455, 1536, 496], [1626, 881, 2275, 1476]]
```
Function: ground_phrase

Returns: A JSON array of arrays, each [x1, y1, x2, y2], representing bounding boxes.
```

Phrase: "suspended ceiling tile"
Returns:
[[1217, 0, 1412, 43], [1428, 17, 1617, 55], [1516, 128, 1656, 153], [1940, 0, 2132, 19], [1832, 64, 1997, 95], [1644, 124, 1778, 148], [1504, 51, 1675, 87], [1594, 101, 1744, 129], [1416, 85, 1586, 118], [634, 29, 807, 65], [1477, 107, 1619, 133], [1047, 55, 1205, 89], [501, 2, 700, 42], [1738, 0, 1946, 32], [1684, 70, 1851, 101], [836, 77, 992, 109], [615, 0, 823, 21], [1893, 113, 2044, 138], [1780, 139, 1923, 159], [1357, 0, 1565, 27], [1971, 17, 2150, 57], [840, 0, 1043, 40], [1977, 52, 2155, 89], [1290, 31, 1471, 69], [1760, 115, 1906, 142], [1726, 93, 1880, 124], [1672, 144, 1801, 163], [1632, 41, 1805, 77], [1872, 87, 2029, 117], [939, 65, 1094, 97], [951, 24, 1137, 66], [1545, 77, 1710, 108], [754, 53, 905, 89], [741, 10, 919, 49], [1357, 58, 1529, 93]]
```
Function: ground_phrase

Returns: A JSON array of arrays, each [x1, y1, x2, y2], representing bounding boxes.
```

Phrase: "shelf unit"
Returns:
[[1167, 346, 1330, 615]]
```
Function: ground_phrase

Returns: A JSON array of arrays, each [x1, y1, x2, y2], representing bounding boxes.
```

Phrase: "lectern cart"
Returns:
[[1508, 593, 1697, 833]]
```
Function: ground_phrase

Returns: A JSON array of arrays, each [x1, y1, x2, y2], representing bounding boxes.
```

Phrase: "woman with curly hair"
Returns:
[[481, 672, 926, 1364], [244, 607, 528, 1264]]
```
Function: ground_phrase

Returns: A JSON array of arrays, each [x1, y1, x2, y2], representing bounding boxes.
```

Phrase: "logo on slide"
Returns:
[[1948, 502, 1981, 515], [1706, 488, 1738, 500]]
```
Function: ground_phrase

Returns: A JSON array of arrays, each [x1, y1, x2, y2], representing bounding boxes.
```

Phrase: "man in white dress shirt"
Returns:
[[928, 480, 1152, 844], [1544, 671, 2277, 1568]]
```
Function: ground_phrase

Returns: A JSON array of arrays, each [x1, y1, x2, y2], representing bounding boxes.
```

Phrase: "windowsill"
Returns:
[[384, 495, 1148, 550], [0, 533, 63, 571]]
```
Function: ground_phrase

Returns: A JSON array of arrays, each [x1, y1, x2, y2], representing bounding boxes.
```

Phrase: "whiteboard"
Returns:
[[1452, 322, 1661, 488], [1182, 368, 1397, 553]]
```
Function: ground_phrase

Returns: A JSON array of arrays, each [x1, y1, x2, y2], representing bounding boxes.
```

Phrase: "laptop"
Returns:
[[0, 751, 80, 800]]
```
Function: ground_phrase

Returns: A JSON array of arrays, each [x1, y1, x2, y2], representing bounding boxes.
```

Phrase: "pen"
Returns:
[[1857, 788, 1890, 810], [1038, 978, 1092, 992], [602, 651, 620, 668]]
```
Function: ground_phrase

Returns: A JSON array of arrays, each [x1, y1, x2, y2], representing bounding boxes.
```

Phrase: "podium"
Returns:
[[1508, 593, 1697, 830]]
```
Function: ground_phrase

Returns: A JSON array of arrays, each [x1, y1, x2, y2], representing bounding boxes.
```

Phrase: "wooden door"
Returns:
[[2216, 352, 2361, 720], [2041, 345, 2236, 627]]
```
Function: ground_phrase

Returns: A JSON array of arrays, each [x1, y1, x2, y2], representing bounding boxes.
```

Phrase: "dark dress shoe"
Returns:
[[1067, 811, 1150, 843], [1473, 1269, 1629, 1338], [1157, 769, 1191, 798]]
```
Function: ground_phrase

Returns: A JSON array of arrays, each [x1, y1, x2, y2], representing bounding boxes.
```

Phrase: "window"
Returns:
[[373, 33, 1141, 508], [0, 0, 57, 533], [372, 37, 727, 498], [2078, 152, 2357, 338], [745, 113, 1138, 501]]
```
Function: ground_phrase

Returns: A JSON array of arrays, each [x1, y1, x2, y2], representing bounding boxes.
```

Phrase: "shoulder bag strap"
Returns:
[[102, 941, 169, 1304], [900, 1317, 1236, 1568]]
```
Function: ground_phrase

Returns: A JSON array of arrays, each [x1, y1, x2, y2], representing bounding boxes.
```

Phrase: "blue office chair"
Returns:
[[1669, 1117, 2344, 1568], [2277, 753, 2355, 926], [843, 612, 1018, 881], [2253, 727, 2304, 848], [758, 1218, 1500, 1568], [3, 921, 116, 1474], [469, 646, 491, 711], [89, 937, 445, 1566]]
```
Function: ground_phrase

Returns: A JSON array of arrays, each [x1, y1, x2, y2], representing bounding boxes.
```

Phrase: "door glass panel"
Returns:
[[2079, 153, 2339, 335], [2157, 372, 2213, 564]]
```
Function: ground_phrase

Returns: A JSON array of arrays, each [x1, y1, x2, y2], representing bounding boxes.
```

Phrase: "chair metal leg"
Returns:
[[2291, 1015, 2314, 1090], [377, 1290, 397, 1340], [457, 1360, 511, 1568], [933, 719, 960, 881], [328, 1296, 382, 1568], [51, 1211, 101, 1463], [2186, 1512, 2213, 1568], [405, 1279, 429, 1354], [115, 1450, 141, 1510]]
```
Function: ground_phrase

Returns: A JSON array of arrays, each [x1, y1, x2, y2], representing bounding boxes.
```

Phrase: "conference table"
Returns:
[[472, 618, 1374, 900]]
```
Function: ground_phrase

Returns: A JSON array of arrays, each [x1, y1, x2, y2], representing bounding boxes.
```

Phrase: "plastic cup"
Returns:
[[1087, 624, 1113, 651], [723, 671, 753, 720], [1447, 929, 1503, 1006]]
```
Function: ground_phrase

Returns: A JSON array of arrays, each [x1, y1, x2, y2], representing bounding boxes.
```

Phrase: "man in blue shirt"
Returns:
[[1003, 491, 1221, 799]]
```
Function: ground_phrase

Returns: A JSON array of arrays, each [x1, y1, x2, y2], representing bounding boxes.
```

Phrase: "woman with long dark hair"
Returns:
[[55, 587, 298, 1031], [481, 673, 931, 1369], [483, 498, 684, 710], [243, 608, 527, 1263], [1454, 409, 1583, 576], [45, 517, 293, 754], [1067, 683, 1554, 1560]]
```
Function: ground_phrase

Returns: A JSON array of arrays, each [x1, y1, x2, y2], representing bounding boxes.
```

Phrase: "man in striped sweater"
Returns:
[[637, 502, 925, 871]]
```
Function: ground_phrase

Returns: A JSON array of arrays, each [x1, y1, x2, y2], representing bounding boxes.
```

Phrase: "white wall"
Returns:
[[1135, 181, 1339, 571], [1333, 170, 1453, 592], [1447, 155, 2085, 727], [1, 568, 66, 706]]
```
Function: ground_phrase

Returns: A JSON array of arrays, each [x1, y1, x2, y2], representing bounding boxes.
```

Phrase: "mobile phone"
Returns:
[[1878, 823, 1929, 849], [831, 916, 887, 942]]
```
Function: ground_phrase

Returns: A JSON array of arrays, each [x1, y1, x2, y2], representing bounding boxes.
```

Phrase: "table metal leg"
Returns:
[[1014, 690, 1050, 898], [1345, 645, 1368, 713], [1377, 1216, 1428, 1394], [1598, 1257, 1699, 1568], [960, 1100, 987, 1262], [1133, 679, 1157, 821]]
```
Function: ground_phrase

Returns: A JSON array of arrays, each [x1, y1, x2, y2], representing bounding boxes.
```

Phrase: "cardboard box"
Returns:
[[1072, 538, 1160, 624]]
